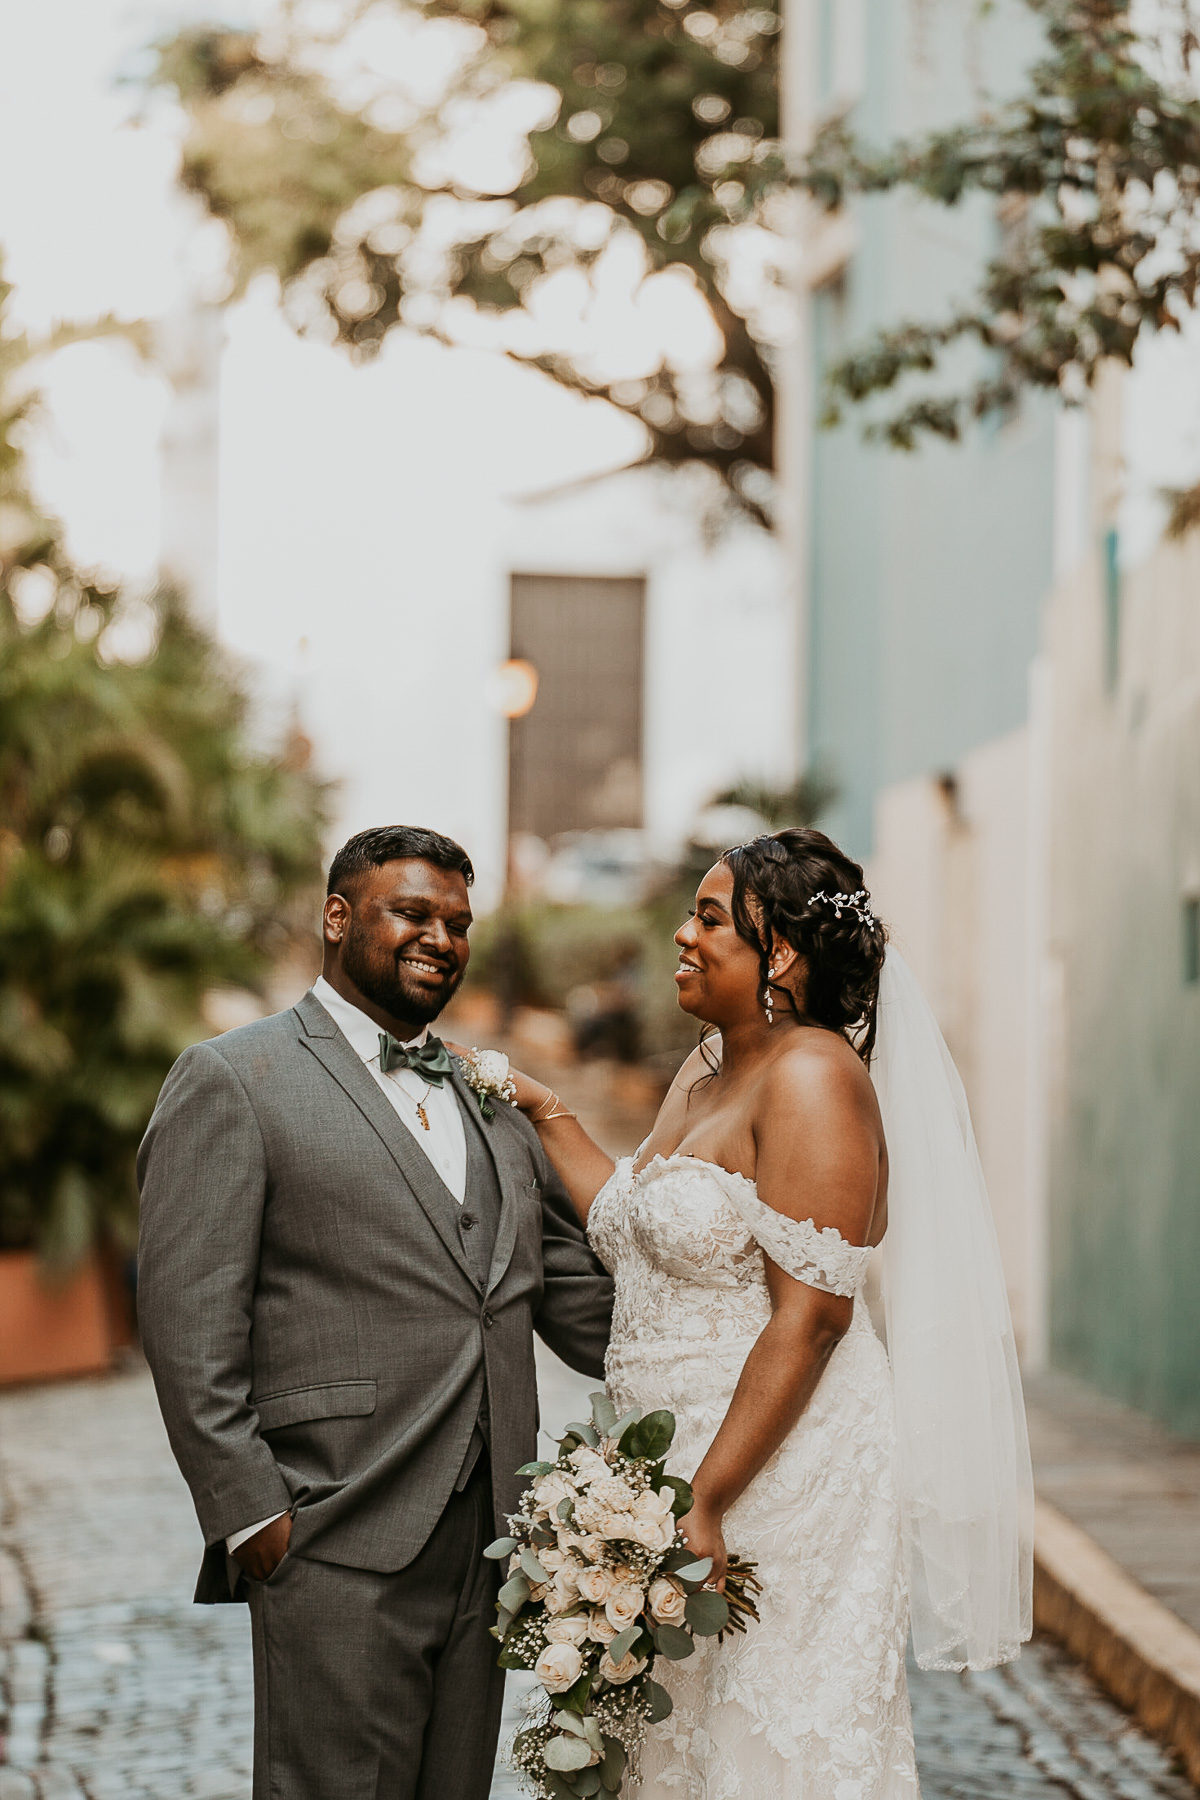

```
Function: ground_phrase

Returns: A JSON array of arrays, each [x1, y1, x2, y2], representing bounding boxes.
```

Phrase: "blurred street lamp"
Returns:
[[487, 657, 539, 718]]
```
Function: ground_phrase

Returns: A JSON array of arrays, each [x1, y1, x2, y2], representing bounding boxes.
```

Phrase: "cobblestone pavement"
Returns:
[[0, 1359, 1193, 1800]]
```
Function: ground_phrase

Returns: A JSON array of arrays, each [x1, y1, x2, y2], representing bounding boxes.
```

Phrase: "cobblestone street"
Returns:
[[0, 1359, 1193, 1800]]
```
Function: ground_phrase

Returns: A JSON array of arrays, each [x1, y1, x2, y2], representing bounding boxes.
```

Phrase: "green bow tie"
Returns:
[[378, 1034, 456, 1086]]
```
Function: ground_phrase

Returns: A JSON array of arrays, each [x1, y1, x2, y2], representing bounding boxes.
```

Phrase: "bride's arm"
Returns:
[[680, 1042, 883, 1584]]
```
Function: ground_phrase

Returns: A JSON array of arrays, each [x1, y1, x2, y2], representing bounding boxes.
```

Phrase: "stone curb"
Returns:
[[1034, 1496, 1200, 1784]]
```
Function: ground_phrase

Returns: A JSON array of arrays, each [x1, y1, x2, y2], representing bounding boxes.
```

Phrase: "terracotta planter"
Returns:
[[0, 1249, 114, 1386]]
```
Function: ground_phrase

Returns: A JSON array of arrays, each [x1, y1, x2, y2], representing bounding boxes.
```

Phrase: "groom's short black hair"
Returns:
[[327, 826, 475, 898]]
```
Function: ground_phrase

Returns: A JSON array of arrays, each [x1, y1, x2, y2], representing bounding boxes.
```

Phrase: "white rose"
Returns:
[[569, 1446, 610, 1483], [575, 1565, 614, 1606], [533, 1471, 576, 1515], [647, 1577, 687, 1626], [543, 1566, 582, 1615], [538, 1547, 565, 1573], [508, 1552, 522, 1577], [588, 1607, 618, 1644], [635, 1514, 676, 1551], [599, 1510, 638, 1542], [590, 1476, 637, 1512], [604, 1582, 644, 1629], [571, 1497, 604, 1535], [534, 1642, 584, 1694], [470, 1049, 510, 1090], [599, 1647, 648, 1685], [545, 1614, 590, 1646], [634, 1485, 675, 1520]]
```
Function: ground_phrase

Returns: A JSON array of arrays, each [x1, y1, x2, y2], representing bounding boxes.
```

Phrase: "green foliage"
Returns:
[[152, 0, 783, 519], [0, 270, 328, 1266], [804, 0, 1200, 446]]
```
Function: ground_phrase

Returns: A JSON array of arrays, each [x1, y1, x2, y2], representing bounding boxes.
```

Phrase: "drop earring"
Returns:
[[764, 966, 776, 1025]]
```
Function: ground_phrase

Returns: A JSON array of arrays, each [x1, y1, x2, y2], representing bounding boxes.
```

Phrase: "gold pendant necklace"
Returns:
[[415, 1083, 433, 1131]]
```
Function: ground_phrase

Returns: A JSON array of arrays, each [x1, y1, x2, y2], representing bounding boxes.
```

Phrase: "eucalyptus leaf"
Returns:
[[517, 1460, 555, 1477], [685, 1589, 730, 1636], [520, 1547, 549, 1584], [643, 1679, 674, 1723], [573, 1771, 602, 1796], [673, 1558, 713, 1585], [653, 1623, 696, 1661], [600, 1735, 629, 1785], [557, 1497, 575, 1522], [546, 1773, 578, 1800], [610, 1410, 641, 1440], [545, 1732, 595, 1772], [590, 1392, 618, 1434], [662, 1475, 694, 1518], [555, 1710, 587, 1738], [483, 1535, 517, 1560], [497, 1574, 531, 1613], [606, 1624, 641, 1665], [565, 1420, 600, 1447], [583, 1716, 605, 1757], [633, 1409, 676, 1459]]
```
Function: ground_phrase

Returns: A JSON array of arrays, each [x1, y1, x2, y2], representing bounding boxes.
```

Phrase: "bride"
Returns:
[[501, 828, 1033, 1799]]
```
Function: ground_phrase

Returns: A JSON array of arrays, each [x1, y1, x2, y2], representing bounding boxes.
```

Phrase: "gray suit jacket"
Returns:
[[136, 991, 613, 1603]]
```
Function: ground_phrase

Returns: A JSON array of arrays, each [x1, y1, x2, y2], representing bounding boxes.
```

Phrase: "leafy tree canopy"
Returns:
[[153, 0, 785, 521], [804, 0, 1200, 460], [0, 270, 329, 1266]]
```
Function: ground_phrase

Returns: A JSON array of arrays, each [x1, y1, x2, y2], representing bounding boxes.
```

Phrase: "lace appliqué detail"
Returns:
[[585, 1155, 918, 1800], [706, 1167, 872, 1297]]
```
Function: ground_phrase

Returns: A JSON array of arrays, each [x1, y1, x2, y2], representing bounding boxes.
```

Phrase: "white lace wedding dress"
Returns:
[[587, 1153, 920, 1800]]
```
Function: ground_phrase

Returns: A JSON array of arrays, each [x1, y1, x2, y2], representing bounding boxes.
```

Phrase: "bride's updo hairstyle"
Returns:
[[721, 828, 888, 1062]]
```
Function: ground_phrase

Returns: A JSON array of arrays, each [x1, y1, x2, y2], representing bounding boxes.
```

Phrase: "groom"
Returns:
[[137, 825, 613, 1800]]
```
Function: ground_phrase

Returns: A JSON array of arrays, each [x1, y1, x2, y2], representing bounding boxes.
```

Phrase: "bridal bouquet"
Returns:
[[485, 1393, 761, 1798]]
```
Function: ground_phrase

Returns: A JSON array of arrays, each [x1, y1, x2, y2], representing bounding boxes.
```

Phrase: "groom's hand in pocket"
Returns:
[[233, 1512, 293, 1581]]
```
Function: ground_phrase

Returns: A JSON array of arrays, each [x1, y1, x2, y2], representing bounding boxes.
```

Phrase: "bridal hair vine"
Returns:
[[810, 889, 879, 928]]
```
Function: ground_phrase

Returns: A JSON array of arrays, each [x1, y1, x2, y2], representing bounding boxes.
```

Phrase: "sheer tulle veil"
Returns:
[[870, 949, 1034, 1671]]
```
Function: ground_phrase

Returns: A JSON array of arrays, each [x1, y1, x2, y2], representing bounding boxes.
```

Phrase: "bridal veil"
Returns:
[[871, 949, 1034, 1672]]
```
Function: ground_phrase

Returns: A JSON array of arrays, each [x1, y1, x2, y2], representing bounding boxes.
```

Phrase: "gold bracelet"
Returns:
[[529, 1090, 576, 1125]]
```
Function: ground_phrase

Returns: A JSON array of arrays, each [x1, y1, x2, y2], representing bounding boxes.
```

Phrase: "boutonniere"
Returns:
[[455, 1047, 518, 1122]]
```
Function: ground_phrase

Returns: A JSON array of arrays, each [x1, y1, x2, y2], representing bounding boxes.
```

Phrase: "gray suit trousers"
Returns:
[[246, 1456, 503, 1800]]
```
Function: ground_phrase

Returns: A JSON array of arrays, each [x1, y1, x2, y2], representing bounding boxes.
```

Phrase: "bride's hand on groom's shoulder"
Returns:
[[680, 1496, 728, 1591]]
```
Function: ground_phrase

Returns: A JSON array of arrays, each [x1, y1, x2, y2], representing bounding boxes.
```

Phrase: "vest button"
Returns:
[[461, 1213, 476, 1231], [483, 1311, 495, 1329]]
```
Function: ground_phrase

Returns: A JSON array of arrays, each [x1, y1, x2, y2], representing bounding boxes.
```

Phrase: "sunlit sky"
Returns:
[[0, 0, 730, 581]]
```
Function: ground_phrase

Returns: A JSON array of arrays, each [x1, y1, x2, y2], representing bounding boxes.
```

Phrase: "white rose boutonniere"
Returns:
[[455, 1047, 517, 1121]]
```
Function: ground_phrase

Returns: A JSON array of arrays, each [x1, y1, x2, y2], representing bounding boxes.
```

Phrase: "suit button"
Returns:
[[461, 1213, 476, 1231], [483, 1311, 495, 1329]]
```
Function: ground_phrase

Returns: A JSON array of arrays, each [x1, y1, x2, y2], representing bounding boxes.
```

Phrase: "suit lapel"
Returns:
[[294, 993, 478, 1289], [446, 1064, 525, 1294]]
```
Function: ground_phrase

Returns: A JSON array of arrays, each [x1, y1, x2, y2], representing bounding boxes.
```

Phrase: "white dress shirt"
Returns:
[[226, 978, 468, 1555]]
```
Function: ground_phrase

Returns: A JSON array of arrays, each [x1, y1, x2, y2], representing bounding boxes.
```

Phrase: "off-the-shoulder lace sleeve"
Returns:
[[709, 1169, 871, 1297]]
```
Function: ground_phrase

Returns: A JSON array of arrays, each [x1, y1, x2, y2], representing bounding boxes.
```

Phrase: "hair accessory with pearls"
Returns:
[[810, 889, 878, 928]]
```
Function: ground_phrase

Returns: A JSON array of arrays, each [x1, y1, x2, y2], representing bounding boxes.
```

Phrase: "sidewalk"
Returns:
[[1026, 1369, 1200, 1782]]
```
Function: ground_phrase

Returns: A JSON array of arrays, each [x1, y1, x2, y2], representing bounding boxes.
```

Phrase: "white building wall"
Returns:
[[214, 292, 793, 908], [867, 727, 1040, 1359]]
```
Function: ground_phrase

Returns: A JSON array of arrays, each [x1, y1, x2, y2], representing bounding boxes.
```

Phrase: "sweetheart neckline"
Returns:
[[620, 1153, 877, 1262], [628, 1150, 758, 1191]]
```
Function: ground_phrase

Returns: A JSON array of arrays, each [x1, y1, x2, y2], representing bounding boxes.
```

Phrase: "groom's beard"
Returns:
[[340, 921, 464, 1029]]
